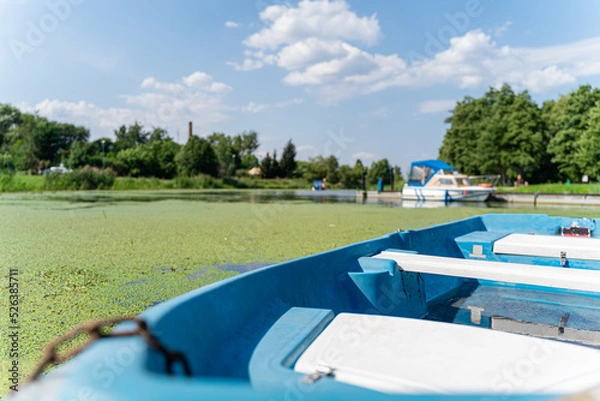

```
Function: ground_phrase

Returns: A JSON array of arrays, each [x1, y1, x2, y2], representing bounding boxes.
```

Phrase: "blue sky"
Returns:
[[2, 0, 600, 172]]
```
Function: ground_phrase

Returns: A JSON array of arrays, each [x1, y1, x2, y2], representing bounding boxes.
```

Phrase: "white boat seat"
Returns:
[[371, 251, 600, 293], [493, 233, 600, 261], [294, 313, 600, 394]]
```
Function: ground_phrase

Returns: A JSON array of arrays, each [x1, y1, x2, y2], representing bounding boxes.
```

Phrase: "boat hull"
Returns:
[[401, 185, 493, 202]]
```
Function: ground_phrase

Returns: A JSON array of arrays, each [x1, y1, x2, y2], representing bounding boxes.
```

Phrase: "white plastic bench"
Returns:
[[371, 251, 600, 293], [294, 313, 600, 394], [493, 233, 600, 260]]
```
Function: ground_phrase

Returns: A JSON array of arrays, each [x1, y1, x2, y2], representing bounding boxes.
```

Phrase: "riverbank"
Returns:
[[1, 174, 599, 195], [0, 174, 312, 192], [496, 183, 600, 194]]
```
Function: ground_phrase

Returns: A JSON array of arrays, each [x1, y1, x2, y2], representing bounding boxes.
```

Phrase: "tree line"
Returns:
[[0, 104, 400, 188], [439, 84, 600, 184]]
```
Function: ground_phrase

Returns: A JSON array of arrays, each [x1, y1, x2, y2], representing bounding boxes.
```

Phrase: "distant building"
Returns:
[[248, 167, 261, 176]]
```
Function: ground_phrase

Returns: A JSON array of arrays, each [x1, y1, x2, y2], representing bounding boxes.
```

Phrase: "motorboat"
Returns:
[[402, 160, 495, 202]]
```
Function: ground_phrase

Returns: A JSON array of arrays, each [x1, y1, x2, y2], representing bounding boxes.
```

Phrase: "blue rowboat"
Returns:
[[14, 214, 600, 400]]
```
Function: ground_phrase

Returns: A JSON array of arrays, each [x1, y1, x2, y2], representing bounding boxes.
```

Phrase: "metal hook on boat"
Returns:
[[302, 365, 335, 384], [559, 313, 570, 335], [560, 251, 568, 267]]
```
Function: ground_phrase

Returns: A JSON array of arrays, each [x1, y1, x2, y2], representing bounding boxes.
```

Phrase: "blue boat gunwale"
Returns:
[[140, 213, 600, 373]]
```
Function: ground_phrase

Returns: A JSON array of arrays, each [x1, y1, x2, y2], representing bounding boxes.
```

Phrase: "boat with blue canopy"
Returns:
[[13, 214, 600, 401], [402, 159, 495, 202]]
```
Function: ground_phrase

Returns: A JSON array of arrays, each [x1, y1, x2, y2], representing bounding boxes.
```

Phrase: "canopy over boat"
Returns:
[[407, 160, 456, 187]]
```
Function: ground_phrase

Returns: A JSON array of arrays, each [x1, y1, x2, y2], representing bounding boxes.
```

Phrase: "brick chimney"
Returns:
[[188, 121, 193, 140]]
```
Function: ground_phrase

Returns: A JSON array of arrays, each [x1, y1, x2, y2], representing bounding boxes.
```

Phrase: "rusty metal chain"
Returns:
[[28, 316, 191, 381]]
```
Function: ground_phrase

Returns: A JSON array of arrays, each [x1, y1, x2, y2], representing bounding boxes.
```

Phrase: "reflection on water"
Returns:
[[0, 189, 577, 209]]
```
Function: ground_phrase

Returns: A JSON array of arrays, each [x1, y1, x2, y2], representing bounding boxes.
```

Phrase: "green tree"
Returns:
[[84, 138, 115, 169], [367, 158, 391, 185], [353, 159, 366, 185], [148, 127, 169, 143], [393, 165, 402, 181], [547, 85, 600, 181], [303, 156, 327, 182], [280, 139, 297, 178], [36, 120, 89, 165], [175, 136, 218, 177], [338, 164, 362, 188], [439, 96, 486, 175], [116, 146, 152, 177], [66, 141, 91, 169], [0, 104, 21, 146], [114, 122, 148, 152], [325, 155, 340, 184], [5, 114, 39, 173], [208, 132, 238, 177], [0, 153, 14, 173], [241, 154, 259, 170], [149, 139, 181, 178], [576, 103, 600, 179], [234, 130, 259, 156], [497, 90, 544, 181], [440, 84, 546, 183], [537, 100, 561, 183], [272, 149, 280, 178], [260, 152, 274, 178]]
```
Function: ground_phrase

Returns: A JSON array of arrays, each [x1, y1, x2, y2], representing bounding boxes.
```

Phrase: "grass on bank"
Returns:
[[495, 183, 600, 194], [0, 171, 312, 192]]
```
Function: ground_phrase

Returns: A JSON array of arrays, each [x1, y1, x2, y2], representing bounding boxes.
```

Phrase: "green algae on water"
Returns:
[[2, 191, 600, 390]]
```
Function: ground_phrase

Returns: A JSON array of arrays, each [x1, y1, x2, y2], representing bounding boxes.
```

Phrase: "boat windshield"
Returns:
[[455, 177, 472, 186], [409, 166, 434, 184]]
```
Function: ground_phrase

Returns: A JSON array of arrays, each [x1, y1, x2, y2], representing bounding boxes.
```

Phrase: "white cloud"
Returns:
[[29, 71, 233, 140], [490, 21, 512, 37], [242, 102, 267, 113], [352, 151, 375, 160], [225, 21, 240, 28], [182, 71, 212, 87], [182, 71, 232, 93], [521, 66, 576, 93], [244, 0, 380, 51], [296, 144, 315, 152], [418, 100, 456, 114], [231, 0, 600, 103], [275, 98, 304, 107], [362, 107, 388, 118], [241, 98, 304, 113], [226, 59, 264, 71], [140, 77, 182, 93]]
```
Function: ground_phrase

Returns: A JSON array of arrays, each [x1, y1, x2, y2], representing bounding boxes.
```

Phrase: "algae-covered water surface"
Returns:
[[2, 190, 600, 387]]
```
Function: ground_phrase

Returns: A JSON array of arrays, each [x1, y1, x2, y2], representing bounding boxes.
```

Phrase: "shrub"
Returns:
[[44, 167, 116, 190]]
